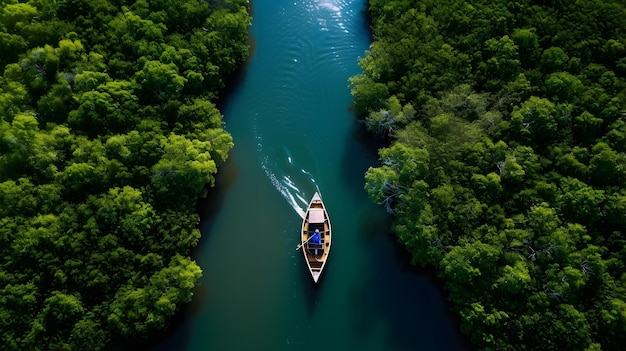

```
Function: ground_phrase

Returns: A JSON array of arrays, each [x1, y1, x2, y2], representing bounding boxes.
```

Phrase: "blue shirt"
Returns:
[[311, 232, 321, 245]]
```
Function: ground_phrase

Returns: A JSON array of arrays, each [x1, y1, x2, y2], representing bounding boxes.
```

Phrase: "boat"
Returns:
[[299, 192, 332, 283]]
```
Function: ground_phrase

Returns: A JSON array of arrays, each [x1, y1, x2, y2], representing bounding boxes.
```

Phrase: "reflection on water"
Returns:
[[310, 0, 346, 32]]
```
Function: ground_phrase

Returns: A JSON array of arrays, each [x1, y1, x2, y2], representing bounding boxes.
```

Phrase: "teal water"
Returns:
[[149, 1, 469, 350]]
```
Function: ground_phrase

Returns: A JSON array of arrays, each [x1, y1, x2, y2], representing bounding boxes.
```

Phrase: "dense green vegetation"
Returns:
[[0, 0, 250, 349], [353, 0, 626, 349]]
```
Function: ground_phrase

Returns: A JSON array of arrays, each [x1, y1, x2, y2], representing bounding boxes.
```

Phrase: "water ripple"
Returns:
[[250, 0, 367, 215]]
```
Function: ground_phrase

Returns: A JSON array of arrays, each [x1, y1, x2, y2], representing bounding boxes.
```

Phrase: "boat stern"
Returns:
[[312, 271, 321, 283]]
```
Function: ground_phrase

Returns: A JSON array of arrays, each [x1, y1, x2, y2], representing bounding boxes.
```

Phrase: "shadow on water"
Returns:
[[299, 263, 322, 315], [142, 18, 256, 347], [339, 120, 472, 351], [138, 153, 239, 351], [345, 206, 473, 351], [138, 6, 253, 346], [215, 3, 256, 112], [194, 153, 239, 252]]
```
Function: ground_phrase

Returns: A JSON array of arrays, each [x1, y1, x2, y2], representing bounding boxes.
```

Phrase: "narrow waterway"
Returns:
[[149, 1, 468, 350]]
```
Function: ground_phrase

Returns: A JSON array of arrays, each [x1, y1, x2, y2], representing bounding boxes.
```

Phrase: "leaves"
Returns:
[[0, 0, 250, 349], [354, 0, 626, 349], [107, 255, 201, 339]]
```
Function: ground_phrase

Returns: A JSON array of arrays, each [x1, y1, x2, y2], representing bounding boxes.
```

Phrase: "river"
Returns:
[[148, 0, 469, 350]]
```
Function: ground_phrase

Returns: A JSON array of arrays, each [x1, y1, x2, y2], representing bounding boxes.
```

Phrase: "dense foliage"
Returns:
[[352, 0, 626, 349], [0, 0, 250, 349]]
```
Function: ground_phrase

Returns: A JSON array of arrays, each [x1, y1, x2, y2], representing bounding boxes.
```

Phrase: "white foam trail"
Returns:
[[255, 129, 303, 218], [263, 164, 307, 219], [252, 0, 351, 220], [255, 133, 309, 219], [284, 176, 300, 192], [295, 193, 308, 205]]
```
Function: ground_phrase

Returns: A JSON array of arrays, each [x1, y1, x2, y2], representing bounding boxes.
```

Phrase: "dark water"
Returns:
[[149, 1, 469, 350]]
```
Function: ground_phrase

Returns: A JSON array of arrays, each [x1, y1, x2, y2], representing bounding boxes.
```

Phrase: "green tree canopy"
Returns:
[[0, 0, 251, 349], [354, 0, 626, 349]]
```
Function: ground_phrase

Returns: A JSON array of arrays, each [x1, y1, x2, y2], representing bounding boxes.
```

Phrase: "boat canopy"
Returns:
[[308, 209, 325, 224]]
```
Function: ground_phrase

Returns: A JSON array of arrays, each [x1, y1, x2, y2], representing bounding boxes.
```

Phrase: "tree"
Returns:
[[364, 96, 415, 136], [558, 177, 605, 227], [175, 98, 223, 130], [36, 77, 74, 124], [135, 60, 186, 104], [540, 47, 570, 74], [511, 28, 540, 69], [364, 142, 429, 212], [7, 45, 61, 100], [103, 8, 165, 62], [459, 302, 510, 348], [69, 314, 107, 351], [439, 84, 489, 122], [73, 71, 111, 93], [107, 255, 201, 341], [495, 260, 532, 295], [0, 283, 38, 350], [0, 33, 28, 68], [0, 178, 38, 218], [471, 172, 503, 204], [68, 80, 139, 137], [0, 113, 40, 179], [349, 72, 389, 116], [90, 186, 155, 251], [510, 96, 564, 147], [151, 133, 218, 207], [40, 291, 85, 336], [588, 142, 626, 187], [544, 71, 584, 103], [599, 298, 626, 349], [440, 239, 500, 298], [573, 111, 603, 146], [0, 3, 38, 33], [354, 1, 626, 350], [479, 35, 521, 91], [0, 0, 250, 349]]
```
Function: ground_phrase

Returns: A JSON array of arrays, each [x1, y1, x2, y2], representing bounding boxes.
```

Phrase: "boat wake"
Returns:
[[259, 146, 320, 220], [248, 0, 363, 219]]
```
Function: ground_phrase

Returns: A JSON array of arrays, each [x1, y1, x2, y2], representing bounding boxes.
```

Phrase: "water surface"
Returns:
[[150, 1, 469, 350]]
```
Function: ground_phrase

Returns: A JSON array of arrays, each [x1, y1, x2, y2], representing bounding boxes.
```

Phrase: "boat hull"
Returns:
[[300, 192, 331, 283]]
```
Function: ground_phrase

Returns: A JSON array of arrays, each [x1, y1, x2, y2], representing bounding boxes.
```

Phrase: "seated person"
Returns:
[[311, 229, 322, 256], [311, 229, 321, 246]]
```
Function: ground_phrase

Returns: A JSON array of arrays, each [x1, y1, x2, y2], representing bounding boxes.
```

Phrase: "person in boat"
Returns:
[[311, 229, 322, 256], [311, 229, 321, 245]]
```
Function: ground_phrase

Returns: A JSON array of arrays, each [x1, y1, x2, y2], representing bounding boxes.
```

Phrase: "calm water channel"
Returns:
[[149, 1, 469, 350]]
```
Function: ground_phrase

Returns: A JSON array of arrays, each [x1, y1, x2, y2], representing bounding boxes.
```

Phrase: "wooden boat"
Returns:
[[299, 192, 332, 283]]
